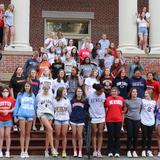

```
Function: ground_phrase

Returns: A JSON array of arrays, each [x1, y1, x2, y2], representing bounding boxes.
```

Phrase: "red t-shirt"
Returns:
[[105, 96, 124, 122], [146, 80, 160, 102], [0, 11, 4, 28], [0, 97, 15, 121], [78, 48, 90, 63]]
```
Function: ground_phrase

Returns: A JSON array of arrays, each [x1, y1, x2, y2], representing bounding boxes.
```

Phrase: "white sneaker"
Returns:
[[97, 151, 102, 158], [5, 151, 10, 158], [141, 150, 146, 157], [0, 151, 3, 158], [32, 125, 37, 131], [20, 151, 25, 158], [51, 148, 58, 157], [13, 125, 18, 131], [45, 150, 49, 157], [93, 151, 97, 157], [24, 151, 29, 158], [78, 151, 82, 158], [40, 125, 44, 131], [108, 153, 113, 157], [115, 153, 120, 157], [127, 151, 132, 158], [158, 152, 160, 157], [132, 151, 138, 157], [73, 150, 77, 157], [147, 150, 153, 157]]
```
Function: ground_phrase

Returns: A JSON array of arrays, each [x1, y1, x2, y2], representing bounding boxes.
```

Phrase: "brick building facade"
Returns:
[[1, 0, 160, 82]]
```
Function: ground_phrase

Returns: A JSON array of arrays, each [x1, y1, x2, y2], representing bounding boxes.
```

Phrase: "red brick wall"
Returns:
[[30, 0, 148, 50]]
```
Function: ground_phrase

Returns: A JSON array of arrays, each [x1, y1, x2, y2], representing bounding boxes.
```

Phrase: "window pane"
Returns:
[[46, 20, 89, 35]]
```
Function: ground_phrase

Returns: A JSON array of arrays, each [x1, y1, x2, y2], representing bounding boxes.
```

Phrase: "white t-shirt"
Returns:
[[67, 46, 77, 54], [39, 77, 54, 94], [52, 79, 69, 97], [45, 38, 55, 50], [53, 98, 71, 121], [36, 92, 55, 118], [47, 52, 55, 64], [85, 77, 99, 95], [140, 99, 156, 126], [137, 18, 148, 28], [88, 92, 105, 119], [64, 59, 77, 76]]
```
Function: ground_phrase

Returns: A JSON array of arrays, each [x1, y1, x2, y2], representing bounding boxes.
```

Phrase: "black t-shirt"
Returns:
[[51, 62, 64, 79], [31, 79, 40, 96], [9, 76, 26, 99]]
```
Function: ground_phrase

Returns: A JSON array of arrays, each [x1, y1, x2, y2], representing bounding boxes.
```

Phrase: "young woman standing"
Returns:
[[13, 82, 36, 158], [87, 83, 105, 158], [70, 87, 86, 157], [105, 87, 124, 157], [53, 87, 71, 158], [36, 84, 57, 157], [141, 90, 156, 157], [0, 87, 15, 158], [125, 88, 142, 158]]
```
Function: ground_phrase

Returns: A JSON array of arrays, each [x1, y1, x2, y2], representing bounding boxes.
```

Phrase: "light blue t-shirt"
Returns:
[[4, 11, 14, 27]]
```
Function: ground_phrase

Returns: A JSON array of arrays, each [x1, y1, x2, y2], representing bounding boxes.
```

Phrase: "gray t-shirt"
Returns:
[[125, 98, 142, 120]]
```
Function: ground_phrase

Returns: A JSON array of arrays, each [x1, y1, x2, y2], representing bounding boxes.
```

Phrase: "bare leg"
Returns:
[[61, 124, 68, 152], [77, 125, 83, 153], [19, 120, 26, 152], [71, 124, 77, 153], [0, 127, 4, 151], [97, 123, 104, 152], [91, 124, 97, 152], [25, 121, 32, 152], [4, 26, 9, 46], [4, 127, 12, 152], [54, 124, 61, 151], [10, 26, 14, 45]]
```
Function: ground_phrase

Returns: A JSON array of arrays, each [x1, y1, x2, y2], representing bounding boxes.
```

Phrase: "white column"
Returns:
[[5, 0, 32, 51], [118, 0, 144, 54], [149, 0, 160, 54]]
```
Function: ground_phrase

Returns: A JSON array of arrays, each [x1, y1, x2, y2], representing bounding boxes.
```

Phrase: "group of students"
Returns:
[[0, 66, 160, 158]]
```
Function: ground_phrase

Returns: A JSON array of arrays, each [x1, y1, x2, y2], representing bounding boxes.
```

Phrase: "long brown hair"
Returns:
[[55, 87, 66, 101]]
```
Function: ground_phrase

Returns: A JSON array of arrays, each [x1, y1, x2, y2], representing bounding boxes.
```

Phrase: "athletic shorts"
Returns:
[[0, 120, 13, 127], [91, 117, 105, 124], [70, 121, 85, 126]]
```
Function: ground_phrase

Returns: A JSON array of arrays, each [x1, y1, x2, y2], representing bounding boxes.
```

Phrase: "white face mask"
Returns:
[[2, 92, 9, 98]]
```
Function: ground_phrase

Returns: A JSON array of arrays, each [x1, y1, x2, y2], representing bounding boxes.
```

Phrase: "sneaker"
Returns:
[[5, 151, 10, 158], [20, 151, 25, 158], [24, 151, 29, 158], [158, 152, 160, 157], [93, 151, 97, 157], [97, 151, 102, 158], [141, 150, 146, 157], [108, 153, 113, 157], [51, 148, 58, 157], [62, 151, 67, 158], [147, 150, 153, 157], [0, 151, 3, 158], [73, 151, 77, 157], [115, 153, 120, 157], [45, 150, 49, 157], [13, 125, 18, 131], [32, 125, 37, 131], [127, 151, 132, 158], [121, 126, 124, 132], [40, 125, 44, 131], [78, 151, 82, 158], [132, 151, 138, 158]]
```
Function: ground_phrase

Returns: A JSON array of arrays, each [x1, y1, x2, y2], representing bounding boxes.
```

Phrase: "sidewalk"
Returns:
[[2, 156, 160, 160]]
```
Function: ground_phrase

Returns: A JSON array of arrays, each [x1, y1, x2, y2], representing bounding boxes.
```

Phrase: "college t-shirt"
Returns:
[[105, 96, 124, 122], [0, 97, 15, 121]]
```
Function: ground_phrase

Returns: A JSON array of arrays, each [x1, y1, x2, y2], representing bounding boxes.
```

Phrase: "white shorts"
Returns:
[[91, 117, 105, 124], [70, 121, 85, 126]]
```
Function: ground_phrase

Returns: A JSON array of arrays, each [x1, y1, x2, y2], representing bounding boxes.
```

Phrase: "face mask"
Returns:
[[2, 92, 9, 98]]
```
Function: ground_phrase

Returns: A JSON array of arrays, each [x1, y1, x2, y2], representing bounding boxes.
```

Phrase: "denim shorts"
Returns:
[[0, 120, 13, 127], [18, 117, 33, 121], [54, 120, 69, 125], [138, 27, 148, 36], [40, 113, 54, 121]]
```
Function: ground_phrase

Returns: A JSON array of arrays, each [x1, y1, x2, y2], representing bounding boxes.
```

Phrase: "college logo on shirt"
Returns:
[[109, 100, 123, 105]]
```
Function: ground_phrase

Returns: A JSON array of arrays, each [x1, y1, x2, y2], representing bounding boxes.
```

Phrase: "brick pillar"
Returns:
[[118, 0, 144, 54], [5, 0, 32, 51], [149, 0, 160, 54]]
